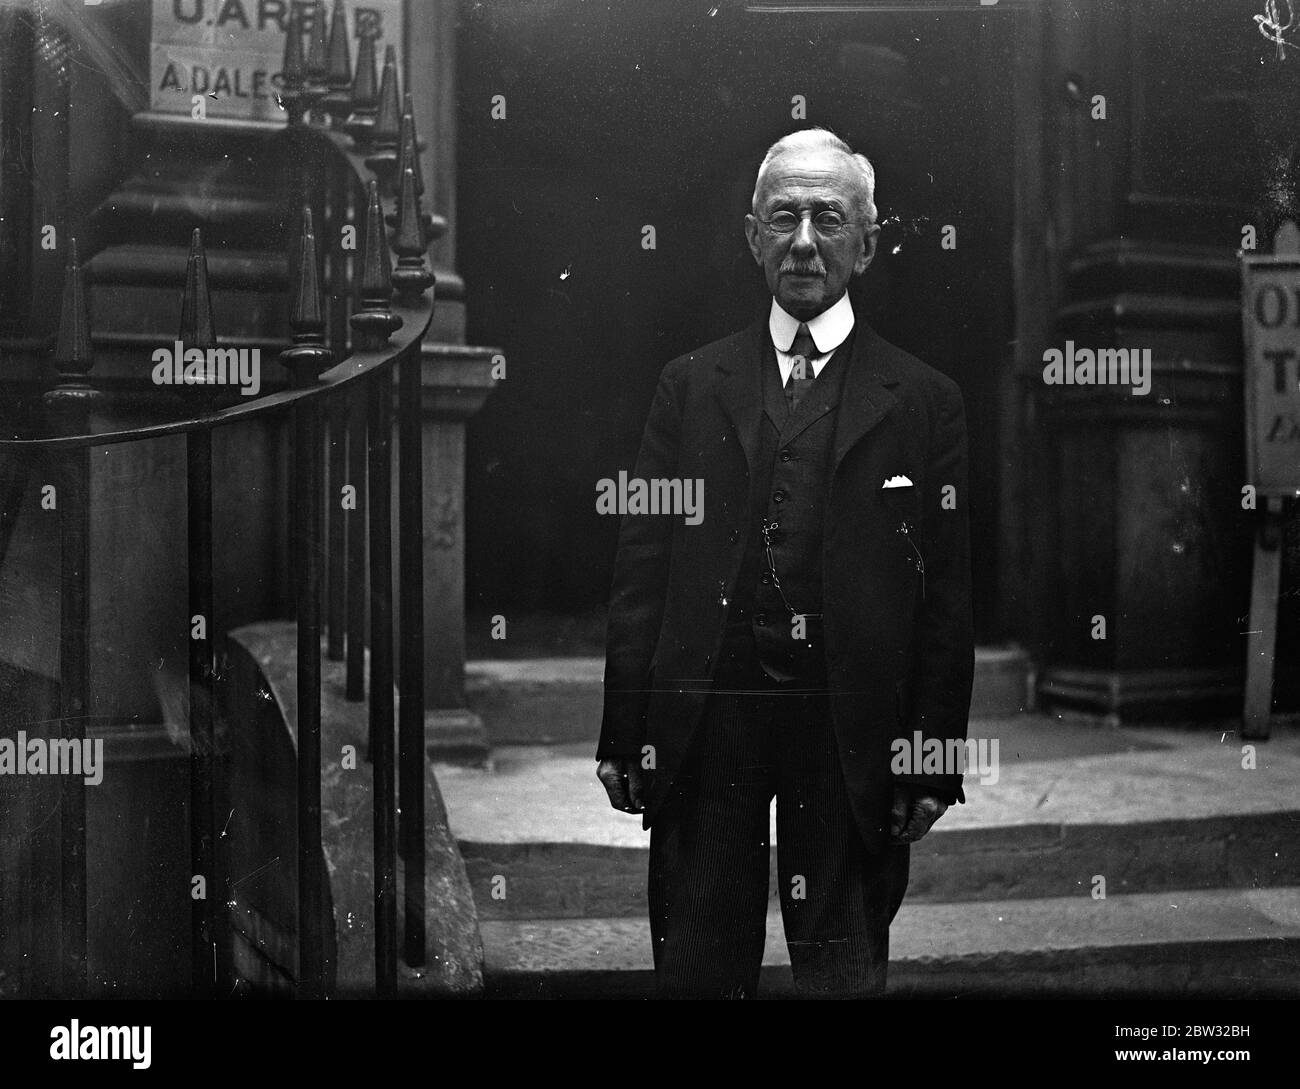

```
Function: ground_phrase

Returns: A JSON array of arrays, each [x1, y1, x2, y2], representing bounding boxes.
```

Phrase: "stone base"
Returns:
[[1038, 666, 1241, 723], [426, 707, 490, 765]]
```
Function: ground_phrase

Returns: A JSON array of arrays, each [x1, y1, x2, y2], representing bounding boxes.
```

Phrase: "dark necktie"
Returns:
[[784, 322, 818, 413]]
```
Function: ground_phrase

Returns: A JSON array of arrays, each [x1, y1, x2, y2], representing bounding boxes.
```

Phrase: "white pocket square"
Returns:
[[882, 475, 913, 489]]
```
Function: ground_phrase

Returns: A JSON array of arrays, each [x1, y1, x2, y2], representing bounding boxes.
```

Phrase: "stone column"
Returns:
[[406, 0, 498, 760]]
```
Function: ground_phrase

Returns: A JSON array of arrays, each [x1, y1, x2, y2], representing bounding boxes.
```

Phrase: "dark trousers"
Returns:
[[648, 633, 910, 998]]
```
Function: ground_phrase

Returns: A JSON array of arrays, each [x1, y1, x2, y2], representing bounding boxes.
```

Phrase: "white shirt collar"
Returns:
[[768, 292, 855, 355]]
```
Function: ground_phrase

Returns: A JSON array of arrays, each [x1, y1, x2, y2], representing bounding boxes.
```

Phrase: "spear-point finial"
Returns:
[[390, 165, 434, 305], [400, 95, 424, 197], [345, 29, 378, 143], [280, 3, 307, 124], [180, 228, 217, 350], [44, 237, 103, 422], [349, 180, 403, 349], [365, 45, 401, 183], [280, 206, 333, 385], [306, 0, 328, 80], [375, 46, 400, 139], [388, 108, 434, 244], [323, 0, 353, 127], [303, 0, 330, 124]]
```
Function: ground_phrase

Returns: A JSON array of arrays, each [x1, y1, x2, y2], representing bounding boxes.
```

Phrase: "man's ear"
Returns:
[[856, 223, 881, 275], [744, 214, 763, 266]]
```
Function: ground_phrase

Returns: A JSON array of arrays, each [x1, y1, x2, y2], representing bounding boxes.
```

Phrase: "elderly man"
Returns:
[[597, 128, 974, 998]]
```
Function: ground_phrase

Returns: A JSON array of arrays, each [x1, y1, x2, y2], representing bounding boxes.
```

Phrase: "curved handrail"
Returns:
[[0, 126, 433, 452], [13, 8, 440, 999], [0, 299, 429, 451]]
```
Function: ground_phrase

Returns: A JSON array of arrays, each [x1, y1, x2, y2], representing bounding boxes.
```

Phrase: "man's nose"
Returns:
[[790, 216, 818, 253]]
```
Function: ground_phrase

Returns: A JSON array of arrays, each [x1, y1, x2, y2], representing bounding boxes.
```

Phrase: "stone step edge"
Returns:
[[479, 886, 1300, 980], [458, 811, 1300, 917], [484, 937, 1300, 999], [457, 807, 1300, 859], [486, 888, 1300, 966], [466, 646, 1030, 687]]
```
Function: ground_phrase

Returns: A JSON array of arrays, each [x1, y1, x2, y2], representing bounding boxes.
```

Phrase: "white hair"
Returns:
[[750, 128, 877, 225]]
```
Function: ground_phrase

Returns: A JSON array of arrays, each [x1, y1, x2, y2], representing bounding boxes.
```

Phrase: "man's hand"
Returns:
[[889, 784, 948, 844], [598, 757, 647, 814]]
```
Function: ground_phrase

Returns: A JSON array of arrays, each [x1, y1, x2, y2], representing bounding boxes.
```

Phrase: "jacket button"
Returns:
[[773, 489, 786, 503], [760, 574, 771, 585], [780, 449, 793, 462], [754, 612, 768, 626]]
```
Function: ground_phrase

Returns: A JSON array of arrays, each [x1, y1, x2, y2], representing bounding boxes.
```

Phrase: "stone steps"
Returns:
[[460, 809, 1300, 920], [438, 699, 1300, 997], [481, 886, 1300, 998], [465, 645, 1034, 747]]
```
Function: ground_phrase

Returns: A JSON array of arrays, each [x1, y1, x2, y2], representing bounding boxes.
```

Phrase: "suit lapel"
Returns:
[[712, 313, 902, 479], [712, 317, 767, 476], [832, 320, 901, 477]]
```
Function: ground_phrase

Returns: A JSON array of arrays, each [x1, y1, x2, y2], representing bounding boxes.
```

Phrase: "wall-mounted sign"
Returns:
[[1243, 247, 1300, 498], [1241, 222, 1300, 742], [149, 0, 404, 124]]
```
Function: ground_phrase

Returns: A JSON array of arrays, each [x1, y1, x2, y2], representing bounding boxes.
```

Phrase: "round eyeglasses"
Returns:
[[755, 209, 861, 236]]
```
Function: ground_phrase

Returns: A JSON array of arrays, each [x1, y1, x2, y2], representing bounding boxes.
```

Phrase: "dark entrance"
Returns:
[[458, 0, 1016, 644]]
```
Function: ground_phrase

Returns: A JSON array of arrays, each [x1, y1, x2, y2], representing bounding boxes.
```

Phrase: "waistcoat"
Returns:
[[725, 326, 855, 682]]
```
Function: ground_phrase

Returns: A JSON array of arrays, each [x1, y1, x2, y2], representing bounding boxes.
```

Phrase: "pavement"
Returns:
[[436, 708, 1300, 847], [432, 657, 1300, 997]]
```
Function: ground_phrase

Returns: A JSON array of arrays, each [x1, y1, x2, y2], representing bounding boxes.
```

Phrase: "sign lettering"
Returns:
[[149, 0, 404, 124]]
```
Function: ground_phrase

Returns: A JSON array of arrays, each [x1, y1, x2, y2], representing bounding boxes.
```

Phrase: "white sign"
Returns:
[[1243, 255, 1300, 497], [150, 0, 404, 124]]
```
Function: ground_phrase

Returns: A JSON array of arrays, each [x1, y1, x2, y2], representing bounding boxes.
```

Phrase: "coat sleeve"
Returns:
[[596, 361, 683, 761], [893, 376, 975, 804]]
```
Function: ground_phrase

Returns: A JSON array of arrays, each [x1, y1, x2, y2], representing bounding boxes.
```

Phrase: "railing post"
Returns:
[[42, 238, 102, 997], [345, 385, 367, 702], [397, 333, 426, 970], [323, 156, 352, 661], [392, 111, 434, 966], [351, 178, 399, 994], [366, 369, 396, 996], [326, 399, 347, 662], [180, 227, 220, 996], [280, 206, 333, 999]]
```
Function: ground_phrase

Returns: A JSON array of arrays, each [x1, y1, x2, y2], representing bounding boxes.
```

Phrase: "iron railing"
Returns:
[[0, 0, 438, 998]]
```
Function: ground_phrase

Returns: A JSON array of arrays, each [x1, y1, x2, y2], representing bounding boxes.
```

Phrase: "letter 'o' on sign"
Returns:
[[1254, 282, 1290, 329]]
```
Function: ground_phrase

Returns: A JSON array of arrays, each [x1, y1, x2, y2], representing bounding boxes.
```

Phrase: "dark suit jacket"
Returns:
[[597, 312, 975, 853]]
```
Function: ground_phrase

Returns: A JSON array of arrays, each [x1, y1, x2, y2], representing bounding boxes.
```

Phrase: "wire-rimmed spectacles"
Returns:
[[754, 209, 862, 237]]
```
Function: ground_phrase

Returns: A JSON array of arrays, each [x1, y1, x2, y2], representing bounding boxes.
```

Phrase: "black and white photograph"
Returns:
[[0, 0, 1296, 1068]]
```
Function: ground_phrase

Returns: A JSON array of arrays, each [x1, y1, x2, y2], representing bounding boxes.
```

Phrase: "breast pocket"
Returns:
[[878, 480, 918, 520]]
